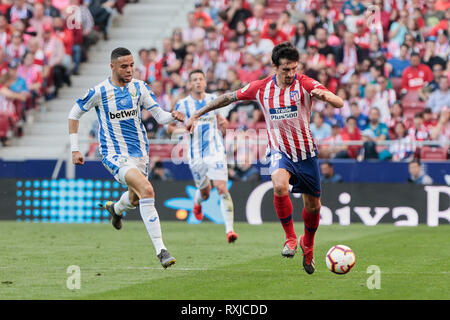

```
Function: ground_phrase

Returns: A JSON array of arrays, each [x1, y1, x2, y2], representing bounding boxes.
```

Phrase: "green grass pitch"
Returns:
[[0, 221, 449, 300]]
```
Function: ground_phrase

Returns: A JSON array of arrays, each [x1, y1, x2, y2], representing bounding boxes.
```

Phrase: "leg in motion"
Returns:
[[213, 180, 237, 243], [193, 183, 211, 221], [125, 168, 176, 268], [299, 194, 321, 274], [272, 169, 297, 258]]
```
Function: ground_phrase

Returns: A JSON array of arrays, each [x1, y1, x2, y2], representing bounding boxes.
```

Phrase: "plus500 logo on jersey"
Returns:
[[109, 108, 138, 120], [269, 105, 298, 121]]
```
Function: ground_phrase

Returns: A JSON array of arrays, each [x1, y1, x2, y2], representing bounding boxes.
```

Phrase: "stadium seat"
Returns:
[[390, 77, 403, 95], [149, 144, 174, 160], [403, 102, 426, 120], [401, 91, 422, 107], [420, 146, 448, 161]]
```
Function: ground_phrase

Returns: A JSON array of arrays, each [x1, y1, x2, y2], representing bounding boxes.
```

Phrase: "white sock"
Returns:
[[114, 191, 136, 215], [139, 198, 166, 255], [220, 192, 234, 234], [194, 189, 203, 205]]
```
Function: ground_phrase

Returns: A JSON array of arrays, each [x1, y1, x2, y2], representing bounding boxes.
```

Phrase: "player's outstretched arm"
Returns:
[[311, 89, 344, 109], [186, 91, 238, 133], [68, 119, 85, 165]]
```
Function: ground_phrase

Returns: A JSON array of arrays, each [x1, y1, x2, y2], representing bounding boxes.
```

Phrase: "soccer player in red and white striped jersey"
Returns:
[[186, 42, 343, 274]]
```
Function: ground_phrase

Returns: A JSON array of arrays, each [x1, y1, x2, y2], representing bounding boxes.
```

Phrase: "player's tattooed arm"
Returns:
[[198, 91, 238, 117], [186, 91, 238, 133]]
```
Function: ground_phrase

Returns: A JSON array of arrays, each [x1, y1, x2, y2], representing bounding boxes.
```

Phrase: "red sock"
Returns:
[[302, 208, 320, 247], [274, 194, 296, 240]]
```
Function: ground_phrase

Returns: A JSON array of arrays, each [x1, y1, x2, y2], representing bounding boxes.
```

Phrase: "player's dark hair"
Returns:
[[111, 47, 132, 61], [271, 42, 299, 67], [188, 69, 205, 80]]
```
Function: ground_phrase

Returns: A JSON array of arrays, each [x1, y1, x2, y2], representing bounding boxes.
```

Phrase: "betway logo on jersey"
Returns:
[[269, 106, 298, 121], [198, 116, 215, 123], [109, 107, 138, 120]]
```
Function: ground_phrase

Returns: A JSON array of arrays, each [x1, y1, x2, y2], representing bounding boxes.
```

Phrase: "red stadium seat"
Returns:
[[401, 91, 420, 105], [420, 146, 448, 161], [390, 77, 403, 95], [149, 144, 174, 160], [403, 102, 426, 121]]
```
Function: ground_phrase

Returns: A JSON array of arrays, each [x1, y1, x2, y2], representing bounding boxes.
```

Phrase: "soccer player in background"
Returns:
[[67, 47, 184, 268], [186, 42, 343, 274], [167, 69, 238, 243]]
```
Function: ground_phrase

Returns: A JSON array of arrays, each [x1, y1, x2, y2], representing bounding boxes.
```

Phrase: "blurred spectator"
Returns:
[[310, 111, 332, 141], [315, 27, 334, 57], [5, 31, 27, 65], [43, 0, 61, 17], [6, 0, 33, 25], [401, 52, 433, 94], [234, 20, 249, 48], [336, 116, 362, 159], [205, 48, 228, 80], [426, 76, 450, 114], [320, 123, 345, 159], [183, 11, 206, 43], [375, 75, 397, 108], [387, 101, 405, 138], [245, 3, 268, 32], [350, 101, 368, 130], [335, 31, 367, 83], [28, 2, 53, 39], [306, 39, 326, 72], [237, 52, 263, 84], [246, 29, 273, 65], [261, 22, 289, 46], [41, 21, 68, 98], [291, 20, 309, 53], [277, 10, 295, 39], [320, 161, 343, 183], [17, 51, 42, 100], [388, 10, 409, 47], [389, 122, 415, 161], [386, 44, 410, 77], [323, 103, 344, 128], [194, 1, 213, 28], [423, 36, 447, 71], [408, 112, 431, 142], [408, 159, 433, 184], [204, 26, 222, 52], [430, 107, 450, 144], [88, 0, 115, 40], [423, 107, 438, 129], [226, 0, 251, 31], [150, 160, 173, 181]]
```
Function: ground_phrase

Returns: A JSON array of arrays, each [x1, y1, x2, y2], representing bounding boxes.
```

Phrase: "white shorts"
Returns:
[[189, 156, 228, 190], [102, 154, 149, 185]]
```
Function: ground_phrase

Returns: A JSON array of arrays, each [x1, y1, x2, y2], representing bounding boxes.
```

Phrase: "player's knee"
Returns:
[[140, 184, 155, 199], [273, 183, 289, 196], [305, 203, 321, 215]]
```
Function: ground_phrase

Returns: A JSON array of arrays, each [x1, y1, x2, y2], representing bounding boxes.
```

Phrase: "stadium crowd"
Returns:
[[1, 0, 449, 166], [128, 0, 450, 167], [0, 0, 133, 146]]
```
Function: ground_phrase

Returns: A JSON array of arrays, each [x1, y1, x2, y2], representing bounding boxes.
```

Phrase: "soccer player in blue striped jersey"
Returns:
[[167, 69, 238, 243], [68, 47, 184, 268]]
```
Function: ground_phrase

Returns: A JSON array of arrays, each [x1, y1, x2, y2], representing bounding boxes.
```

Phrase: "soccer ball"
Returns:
[[325, 245, 356, 274]]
